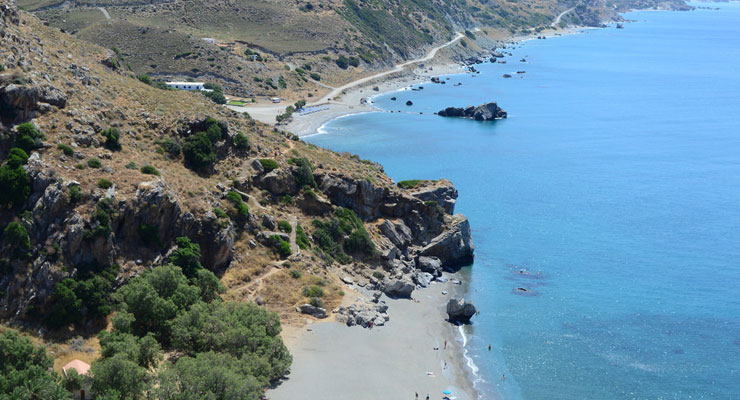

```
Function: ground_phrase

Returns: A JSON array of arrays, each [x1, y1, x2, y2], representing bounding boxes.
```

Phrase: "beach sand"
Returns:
[[269, 277, 482, 400]]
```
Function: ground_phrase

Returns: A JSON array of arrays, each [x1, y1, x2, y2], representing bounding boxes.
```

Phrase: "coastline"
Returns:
[[269, 274, 485, 400]]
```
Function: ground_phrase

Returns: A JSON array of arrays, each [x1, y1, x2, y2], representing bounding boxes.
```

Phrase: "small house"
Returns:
[[62, 359, 92, 400], [165, 81, 205, 91]]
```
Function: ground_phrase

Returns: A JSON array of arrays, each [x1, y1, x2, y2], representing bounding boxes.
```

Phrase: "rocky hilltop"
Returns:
[[0, 1, 472, 335], [437, 102, 507, 121]]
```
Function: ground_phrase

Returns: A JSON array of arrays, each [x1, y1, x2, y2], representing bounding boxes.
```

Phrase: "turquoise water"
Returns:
[[307, 4, 740, 399]]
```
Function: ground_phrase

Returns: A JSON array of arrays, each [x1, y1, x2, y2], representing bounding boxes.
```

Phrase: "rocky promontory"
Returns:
[[437, 102, 507, 121]]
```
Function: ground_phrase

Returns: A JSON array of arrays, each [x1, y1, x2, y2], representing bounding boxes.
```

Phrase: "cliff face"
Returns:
[[0, 2, 473, 327]]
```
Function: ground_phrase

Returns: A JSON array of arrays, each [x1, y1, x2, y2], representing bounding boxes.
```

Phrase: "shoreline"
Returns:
[[285, 26, 587, 137], [269, 274, 485, 400]]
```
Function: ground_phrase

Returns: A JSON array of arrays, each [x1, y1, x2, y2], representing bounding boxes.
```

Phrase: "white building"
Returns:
[[63, 359, 92, 400], [166, 81, 205, 91]]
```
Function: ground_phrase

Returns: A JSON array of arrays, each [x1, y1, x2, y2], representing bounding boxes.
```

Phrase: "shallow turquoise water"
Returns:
[[307, 4, 740, 399]]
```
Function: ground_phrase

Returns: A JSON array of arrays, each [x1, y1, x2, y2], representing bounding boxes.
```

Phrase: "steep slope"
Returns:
[[1, 0, 473, 336]]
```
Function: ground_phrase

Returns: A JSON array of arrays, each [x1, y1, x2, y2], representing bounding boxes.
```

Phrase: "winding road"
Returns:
[[227, 32, 466, 122], [551, 7, 574, 27]]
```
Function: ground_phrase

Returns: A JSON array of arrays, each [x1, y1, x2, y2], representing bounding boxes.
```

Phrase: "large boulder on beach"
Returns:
[[297, 304, 328, 319], [417, 256, 443, 276], [382, 278, 415, 298], [446, 298, 476, 323]]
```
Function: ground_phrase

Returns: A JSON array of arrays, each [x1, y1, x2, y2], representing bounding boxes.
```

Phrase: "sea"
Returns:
[[306, 3, 740, 399]]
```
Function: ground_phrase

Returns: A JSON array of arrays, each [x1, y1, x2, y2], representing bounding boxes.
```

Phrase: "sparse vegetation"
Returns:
[[397, 179, 425, 189], [57, 143, 74, 156], [278, 220, 292, 233], [259, 158, 279, 172]]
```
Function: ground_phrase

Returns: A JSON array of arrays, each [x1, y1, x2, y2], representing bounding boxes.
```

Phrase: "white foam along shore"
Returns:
[[269, 276, 488, 400]]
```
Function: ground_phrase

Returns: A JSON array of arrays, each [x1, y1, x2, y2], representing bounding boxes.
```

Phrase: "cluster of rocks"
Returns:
[[334, 296, 390, 328], [437, 102, 507, 121]]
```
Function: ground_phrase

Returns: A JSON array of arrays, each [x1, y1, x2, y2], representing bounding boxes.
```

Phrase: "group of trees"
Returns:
[[312, 207, 376, 264], [45, 236, 292, 399], [182, 118, 224, 170], [0, 123, 40, 209]]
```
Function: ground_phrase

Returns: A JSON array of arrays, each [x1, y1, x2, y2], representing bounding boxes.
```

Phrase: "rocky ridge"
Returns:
[[437, 102, 507, 121]]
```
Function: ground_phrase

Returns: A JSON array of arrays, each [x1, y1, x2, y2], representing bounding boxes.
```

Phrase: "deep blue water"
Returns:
[[306, 4, 740, 399]]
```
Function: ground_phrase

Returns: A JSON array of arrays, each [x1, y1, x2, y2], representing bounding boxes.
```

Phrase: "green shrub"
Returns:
[[296, 224, 310, 249], [7, 147, 28, 168], [310, 72, 321, 81], [289, 269, 302, 279], [125, 161, 137, 169], [280, 195, 294, 205], [303, 285, 324, 298], [226, 191, 248, 216], [232, 132, 249, 149], [47, 264, 119, 328], [4, 221, 29, 249], [335, 55, 349, 69], [87, 157, 102, 168], [101, 128, 122, 151], [138, 75, 152, 85], [278, 75, 287, 89], [269, 235, 291, 258], [14, 122, 44, 152], [294, 99, 306, 109], [290, 157, 317, 188], [0, 330, 68, 399], [140, 165, 160, 175], [309, 297, 324, 308], [159, 138, 181, 157], [57, 143, 74, 156], [213, 207, 228, 219], [259, 158, 279, 172], [68, 184, 82, 203], [348, 56, 360, 67], [97, 179, 113, 189], [397, 179, 425, 189], [0, 164, 31, 207], [169, 237, 203, 278], [372, 271, 384, 280], [278, 220, 292, 233], [183, 132, 216, 170]]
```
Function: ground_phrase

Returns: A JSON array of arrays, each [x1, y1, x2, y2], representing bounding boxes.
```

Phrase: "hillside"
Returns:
[[1, 1, 474, 397]]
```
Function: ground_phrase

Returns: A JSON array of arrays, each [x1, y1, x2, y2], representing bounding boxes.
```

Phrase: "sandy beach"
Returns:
[[269, 276, 481, 400]]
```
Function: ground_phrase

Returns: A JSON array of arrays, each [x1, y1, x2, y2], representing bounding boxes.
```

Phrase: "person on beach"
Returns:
[[415, 393, 419, 399], [444, 361, 447, 369], [444, 340, 447, 349], [426, 395, 430, 400]]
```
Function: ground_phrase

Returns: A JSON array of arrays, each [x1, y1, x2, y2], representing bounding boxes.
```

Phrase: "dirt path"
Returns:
[[97, 7, 111, 21], [552, 7, 574, 27], [288, 215, 300, 256]]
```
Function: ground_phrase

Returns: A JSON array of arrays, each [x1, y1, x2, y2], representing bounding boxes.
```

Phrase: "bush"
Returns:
[[7, 147, 28, 168], [14, 122, 44, 152], [295, 224, 310, 249], [232, 132, 249, 149], [47, 264, 119, 328], [348, 56, 360, 67], [97, 179, 113, 189], [397, 179, 425, 189], [125, 161, 137, 169], [259, 158, 279, 172], [0, 164, 31, 208], [303, 285, 324, 298], [138, 75, 152, 85], [140, 165, 160, 175], [68, 184, 82, 203], [290, 157, 317, 188], [101, 128, 122, 151], [372, 271, 384, 280], [57, 143, 74, 156], [310, 72, 320, 81], [213, 207, 228, 219], [226, 191, 248, 217], [277, 220, 292, 233], [335, 55, 349, 69], [183, 132, 216, 170], [289, 269, 302, 279], [203, 83, 226, 105], [159, 138, 181, 157], [4, 221, 29, 249], [87, 157, 102, 168], [309, 297, 324, 308], [294, 99, 306, 109], [269, 235, 291, 258]]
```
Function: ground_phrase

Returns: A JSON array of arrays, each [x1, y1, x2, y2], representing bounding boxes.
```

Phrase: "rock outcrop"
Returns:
[[382, 278, 415, 298], [296, 304, 328, 319], [335, 301, 390, 328], [437, 102, 507, 121], [446, 298, 477, 323]]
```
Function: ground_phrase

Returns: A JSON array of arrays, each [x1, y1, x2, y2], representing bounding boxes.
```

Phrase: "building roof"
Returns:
[[62, 359, 91, 377], [166, 82, 204, 86]]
